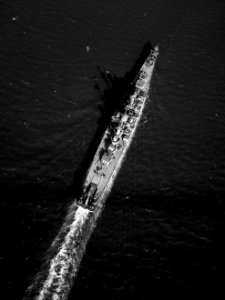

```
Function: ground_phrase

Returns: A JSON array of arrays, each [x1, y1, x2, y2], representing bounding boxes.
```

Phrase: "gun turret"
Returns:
[[77, 182, 98, 211]]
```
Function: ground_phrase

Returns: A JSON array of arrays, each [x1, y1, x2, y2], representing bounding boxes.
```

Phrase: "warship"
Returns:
[[76, 45, 159, 211]]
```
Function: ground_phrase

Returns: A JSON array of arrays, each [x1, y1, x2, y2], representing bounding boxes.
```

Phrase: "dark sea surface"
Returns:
[[0, 0, 225, 299]]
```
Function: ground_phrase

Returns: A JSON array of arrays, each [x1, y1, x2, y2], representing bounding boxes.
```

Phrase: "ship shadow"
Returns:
[[67, 42, 153, 199]]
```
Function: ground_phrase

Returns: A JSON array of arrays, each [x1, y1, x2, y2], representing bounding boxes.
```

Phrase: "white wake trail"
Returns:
[[37, 207, 89, 300], [24, 101, 146, 299], [24, 187, 111, 300]]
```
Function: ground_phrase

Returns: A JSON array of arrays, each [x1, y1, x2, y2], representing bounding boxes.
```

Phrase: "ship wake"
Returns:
[[24, 102, 146, 300], [24, 187, 111, 300]]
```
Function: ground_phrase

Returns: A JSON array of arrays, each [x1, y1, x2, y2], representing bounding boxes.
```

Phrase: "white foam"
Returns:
[[25, 206, 89, 300]]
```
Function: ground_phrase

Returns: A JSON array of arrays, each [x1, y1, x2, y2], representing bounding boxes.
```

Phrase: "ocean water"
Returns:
[[0, 0, 225, 299]]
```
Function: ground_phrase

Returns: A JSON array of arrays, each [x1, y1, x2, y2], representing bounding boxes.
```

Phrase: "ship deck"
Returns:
[[85, 129, 125, 198], [81, 47, 159, 206]]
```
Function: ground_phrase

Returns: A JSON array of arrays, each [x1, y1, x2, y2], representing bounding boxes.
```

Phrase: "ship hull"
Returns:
[[77, 46, 159, 211]]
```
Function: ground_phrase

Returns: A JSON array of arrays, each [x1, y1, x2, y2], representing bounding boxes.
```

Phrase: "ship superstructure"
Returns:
[[76, 45, 159, 211]]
